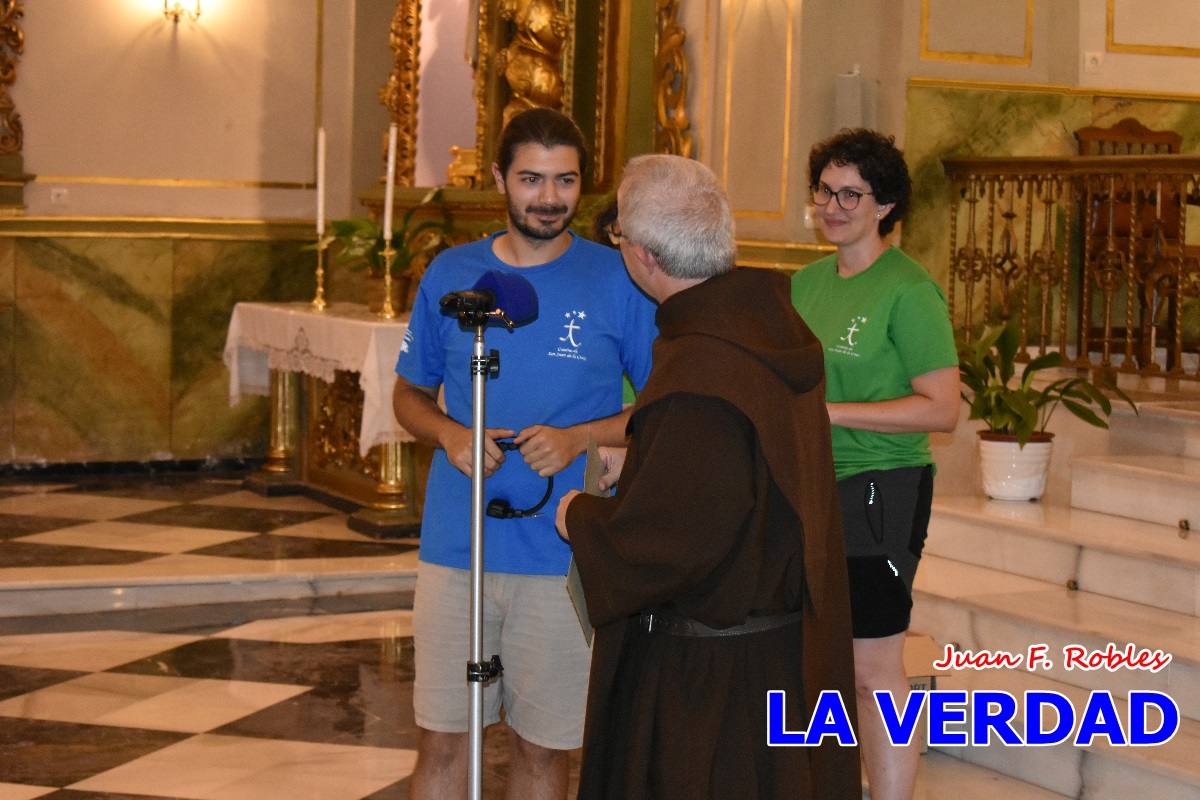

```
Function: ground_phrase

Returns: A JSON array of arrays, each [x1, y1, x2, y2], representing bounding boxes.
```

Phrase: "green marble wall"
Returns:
[[171, 240, 313, 460], [903, 83, 1200, 287], [1, 227, 313, 466], [14, 237, 173, 462]]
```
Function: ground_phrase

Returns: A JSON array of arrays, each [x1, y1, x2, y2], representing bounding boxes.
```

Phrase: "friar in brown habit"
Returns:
[[555, 154, 859, 800]]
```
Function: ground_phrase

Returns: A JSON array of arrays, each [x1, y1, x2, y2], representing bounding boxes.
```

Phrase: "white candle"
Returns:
[[316, 127, 326, 236], [383, 123, 398, 236]]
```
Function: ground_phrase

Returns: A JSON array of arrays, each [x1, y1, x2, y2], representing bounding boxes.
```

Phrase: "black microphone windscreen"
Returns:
[[439, 289, 495, 315], [472, 270, 539, 327]]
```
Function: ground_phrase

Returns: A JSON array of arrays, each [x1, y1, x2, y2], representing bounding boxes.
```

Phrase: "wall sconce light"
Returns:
[[163, 0, 201, 23]]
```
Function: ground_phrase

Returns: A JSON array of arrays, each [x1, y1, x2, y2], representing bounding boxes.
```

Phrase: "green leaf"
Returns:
[[957, 318, 1137, 438], [1021, 352, 1062, 385], [1061, 397, 1108, 428], [996, 324, 1019, 385]]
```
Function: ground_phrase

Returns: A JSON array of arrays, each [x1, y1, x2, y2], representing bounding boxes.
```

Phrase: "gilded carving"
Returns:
[[313, 371, 378, 480], [472, 0, 491, 185], [495, 0, 570, 129], [0, 0, 24, 155], [654, 0, 692, 158], [447, 145, 478, 188], [561, 0, 575, 115], [380, 0, 421, 186], [592, 0, 610, 185]]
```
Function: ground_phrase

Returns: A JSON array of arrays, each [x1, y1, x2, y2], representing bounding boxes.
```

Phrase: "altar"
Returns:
[[223, 301, 429, 537]]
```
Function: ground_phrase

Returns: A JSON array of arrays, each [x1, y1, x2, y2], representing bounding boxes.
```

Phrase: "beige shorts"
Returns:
[[412, 561, 593, 750]]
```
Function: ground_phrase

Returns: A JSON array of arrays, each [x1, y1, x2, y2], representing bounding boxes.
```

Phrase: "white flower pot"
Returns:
[[978, 434, 1054, 501]]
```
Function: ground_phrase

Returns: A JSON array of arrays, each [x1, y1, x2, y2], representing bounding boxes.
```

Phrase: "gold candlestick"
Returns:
[[379, 243, 397, 319], [311, 238, 329, 311]]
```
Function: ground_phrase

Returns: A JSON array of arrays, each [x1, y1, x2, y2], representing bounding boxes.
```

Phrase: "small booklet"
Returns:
[[565, 437, 605, 646]]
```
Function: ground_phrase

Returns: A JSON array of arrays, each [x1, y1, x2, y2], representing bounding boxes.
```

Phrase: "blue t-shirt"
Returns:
[[396, 231, 657, 575]]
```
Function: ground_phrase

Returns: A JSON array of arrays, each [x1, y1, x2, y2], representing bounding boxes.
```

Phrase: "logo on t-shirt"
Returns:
[[400, 327, 414, 354], [831, 315, 868, 357], [549, 310, 588, 362]]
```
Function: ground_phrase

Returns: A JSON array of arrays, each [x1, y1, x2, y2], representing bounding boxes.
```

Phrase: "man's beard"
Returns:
[[508, 197, 575, 241]]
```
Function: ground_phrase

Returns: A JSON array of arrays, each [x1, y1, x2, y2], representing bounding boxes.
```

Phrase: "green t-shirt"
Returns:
[[790, 247, 957, 479]]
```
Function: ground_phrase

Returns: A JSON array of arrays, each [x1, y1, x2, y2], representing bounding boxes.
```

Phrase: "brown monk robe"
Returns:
[[565, 268, 859, 799]]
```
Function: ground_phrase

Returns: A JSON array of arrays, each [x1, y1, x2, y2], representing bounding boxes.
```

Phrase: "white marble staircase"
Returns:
[[918, 400, 1200, 799]]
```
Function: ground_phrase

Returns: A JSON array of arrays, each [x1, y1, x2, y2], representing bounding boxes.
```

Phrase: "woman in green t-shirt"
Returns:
[[792, 129, 959, 800]]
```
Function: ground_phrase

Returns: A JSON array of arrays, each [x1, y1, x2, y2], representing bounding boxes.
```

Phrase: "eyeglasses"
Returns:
[[811, 182, 874, 211], [606, 222, 624, 246]]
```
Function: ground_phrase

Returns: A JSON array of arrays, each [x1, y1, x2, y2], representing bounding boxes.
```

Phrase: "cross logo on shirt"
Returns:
[[560, 310, 587, 349], [841, 315, 868, 348]]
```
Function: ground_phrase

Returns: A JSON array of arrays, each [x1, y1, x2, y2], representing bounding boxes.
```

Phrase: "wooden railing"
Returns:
[[943, 155, 1200, 379]]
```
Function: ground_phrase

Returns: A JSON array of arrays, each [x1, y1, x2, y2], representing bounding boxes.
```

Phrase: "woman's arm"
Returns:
[[826, 365, 959, 433]]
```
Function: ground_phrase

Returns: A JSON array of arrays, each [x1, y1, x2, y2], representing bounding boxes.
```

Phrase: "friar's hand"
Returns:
[[515, 424, 584, 477], [440, 425, 517, 478], [596, 446, 627, 491], [556, 489, 581, 542]]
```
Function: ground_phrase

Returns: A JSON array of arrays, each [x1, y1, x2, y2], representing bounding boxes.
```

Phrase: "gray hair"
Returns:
[[617, 155, 735, 280]]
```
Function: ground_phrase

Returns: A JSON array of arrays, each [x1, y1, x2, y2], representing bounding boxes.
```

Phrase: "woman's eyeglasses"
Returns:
[[811, 182, 873, 211]]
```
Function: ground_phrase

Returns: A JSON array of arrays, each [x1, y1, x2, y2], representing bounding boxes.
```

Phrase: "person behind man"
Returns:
[[392, 108, 657, 799], [792, 129, 958, 800], [555, 154, 859, 800]]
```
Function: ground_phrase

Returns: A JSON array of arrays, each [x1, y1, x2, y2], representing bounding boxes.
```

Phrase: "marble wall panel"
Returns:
[[903, 84, 1200, 289], [903, 85, 1091, 285], [170, 239, 314, 459], [12, 238, 173, 462]]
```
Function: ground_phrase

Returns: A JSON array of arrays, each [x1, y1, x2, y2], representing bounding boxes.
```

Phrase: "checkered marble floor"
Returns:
[[0, 600, 571, 800], [0, 475, 1068, 800], [0, 473, 576, 799], [0, 476, 421, 617]]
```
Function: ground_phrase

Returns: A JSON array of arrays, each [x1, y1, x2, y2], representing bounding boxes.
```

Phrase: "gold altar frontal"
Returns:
[[250, 369, 432, 539], [225, 302, 430, 538], [301, 370, 430, 536]]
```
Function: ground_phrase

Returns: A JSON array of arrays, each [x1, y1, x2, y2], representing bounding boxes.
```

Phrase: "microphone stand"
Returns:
[[457, 306, 511, 800]]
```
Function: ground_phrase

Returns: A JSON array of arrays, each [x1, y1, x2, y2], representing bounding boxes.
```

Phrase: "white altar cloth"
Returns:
[[223, 302, 414, 456]]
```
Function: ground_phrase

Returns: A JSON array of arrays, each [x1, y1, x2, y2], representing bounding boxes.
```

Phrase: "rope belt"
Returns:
[[636, 608, 804, 638]]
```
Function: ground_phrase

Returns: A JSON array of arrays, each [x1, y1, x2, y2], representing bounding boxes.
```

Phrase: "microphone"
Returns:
[[440, 270, 539, 329], [439, 289, 495, 315]]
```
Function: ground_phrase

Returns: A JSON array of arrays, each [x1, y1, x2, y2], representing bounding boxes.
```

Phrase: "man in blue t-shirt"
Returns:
[[393, 108, 656, 799]]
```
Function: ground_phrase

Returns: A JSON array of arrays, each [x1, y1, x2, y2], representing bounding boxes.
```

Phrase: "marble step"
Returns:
[[927, 496, 1200, 615], [910, 555, 1200, 723], [863, 750, 1071, 800], [1070, 453, 1200, 529], [0, 556, 417, 618], [1110, 400, 1200, 460], [927, 665, 1200, 800]]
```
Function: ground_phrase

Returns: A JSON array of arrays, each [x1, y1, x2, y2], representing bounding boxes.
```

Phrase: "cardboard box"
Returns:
[[903, 634, 945, 754]]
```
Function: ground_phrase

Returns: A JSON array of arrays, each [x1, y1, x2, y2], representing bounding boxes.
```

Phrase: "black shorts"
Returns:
[[837, 465, 934, 639]]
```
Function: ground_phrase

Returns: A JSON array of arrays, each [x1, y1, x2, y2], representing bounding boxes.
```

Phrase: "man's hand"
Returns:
[[439, 425, 517, 478], [514, 425, 585, 477], [596, 446, 627, 491], [556, 489, 581, 542]]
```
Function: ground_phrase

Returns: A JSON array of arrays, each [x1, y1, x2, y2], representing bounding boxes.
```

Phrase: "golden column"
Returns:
[[352, 0, 424, 535]]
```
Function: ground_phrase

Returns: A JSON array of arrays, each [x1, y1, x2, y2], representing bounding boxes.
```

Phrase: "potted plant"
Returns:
[[315, 187, 449, 312], [958, 323, 1137, 501]]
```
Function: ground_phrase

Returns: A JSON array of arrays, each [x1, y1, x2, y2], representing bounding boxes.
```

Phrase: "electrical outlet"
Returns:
[[1084, 51, 1104, 74], [49, 187, 68, 205]]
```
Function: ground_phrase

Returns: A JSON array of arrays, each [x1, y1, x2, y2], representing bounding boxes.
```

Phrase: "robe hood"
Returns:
[[632, 267, 844, 617], [653, 268, 826, 396]]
